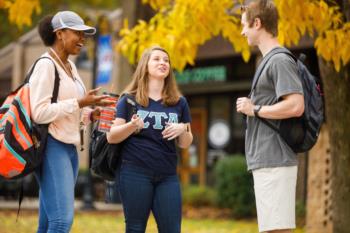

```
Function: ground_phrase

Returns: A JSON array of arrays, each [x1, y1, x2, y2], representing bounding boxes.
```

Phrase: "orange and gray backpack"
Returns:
[[0, 57, 60, 179]]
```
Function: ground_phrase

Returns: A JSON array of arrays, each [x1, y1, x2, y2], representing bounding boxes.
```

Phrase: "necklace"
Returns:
[[49, 48, 74, 79]]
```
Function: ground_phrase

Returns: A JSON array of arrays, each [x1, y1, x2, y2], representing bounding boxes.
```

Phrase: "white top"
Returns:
[[29, 52, 89, 146], [74, 78, 85, 98]]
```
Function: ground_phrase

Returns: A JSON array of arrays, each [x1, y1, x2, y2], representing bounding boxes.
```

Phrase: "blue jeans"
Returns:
[[118, 162, 182, 233], [35, 135, 79, 233]]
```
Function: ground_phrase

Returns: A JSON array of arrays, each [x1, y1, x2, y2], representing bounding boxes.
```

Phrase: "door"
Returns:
[[178, 107, 207, 186]]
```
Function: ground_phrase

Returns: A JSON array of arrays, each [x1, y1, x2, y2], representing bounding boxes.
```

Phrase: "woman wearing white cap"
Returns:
[[30, 11, 110, 233]]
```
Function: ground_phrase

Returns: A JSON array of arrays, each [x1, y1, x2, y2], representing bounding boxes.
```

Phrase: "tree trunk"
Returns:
[[318, 58, 350, 233], [318, 2, 350, 232]]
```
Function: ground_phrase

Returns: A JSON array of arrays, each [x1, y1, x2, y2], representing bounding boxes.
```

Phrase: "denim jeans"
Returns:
[[118, 161, 182, 233], [35, 135, 79, 233]]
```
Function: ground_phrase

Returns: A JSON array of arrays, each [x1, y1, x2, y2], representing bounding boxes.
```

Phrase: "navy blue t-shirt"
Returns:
[[116, 95, 191, 175]]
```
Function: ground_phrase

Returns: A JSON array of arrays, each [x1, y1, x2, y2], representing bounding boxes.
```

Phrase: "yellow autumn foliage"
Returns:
[[118, 0, 350, 72], [1, 0, 348, 71], [275, 0, 346, 71], [118, 0, 251, 71], [0, 0, 6, 8], [1, 0, 41, 28]]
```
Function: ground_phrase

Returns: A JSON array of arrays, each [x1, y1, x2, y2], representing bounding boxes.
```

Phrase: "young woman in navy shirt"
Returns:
[[107, 46, 193, 233]]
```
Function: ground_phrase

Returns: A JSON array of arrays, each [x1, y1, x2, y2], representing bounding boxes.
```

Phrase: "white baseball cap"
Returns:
[[51, 11, 96, 35]]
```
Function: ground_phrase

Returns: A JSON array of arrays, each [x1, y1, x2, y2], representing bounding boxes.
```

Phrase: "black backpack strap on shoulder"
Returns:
[[23, 57, 60, 103], [253, 48, 300, 147], [51, 63, 60, 103], [249, 47, 296, 98]]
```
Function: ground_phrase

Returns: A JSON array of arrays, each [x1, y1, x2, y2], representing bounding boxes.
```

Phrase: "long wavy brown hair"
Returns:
[[123, 46, 182, 107]]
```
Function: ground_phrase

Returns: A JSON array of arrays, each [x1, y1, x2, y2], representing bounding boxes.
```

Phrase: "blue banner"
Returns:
[[96, 35, 113, 85]]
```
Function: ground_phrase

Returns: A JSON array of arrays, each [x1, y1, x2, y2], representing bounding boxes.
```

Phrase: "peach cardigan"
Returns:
[[29, 52, 89, 146]]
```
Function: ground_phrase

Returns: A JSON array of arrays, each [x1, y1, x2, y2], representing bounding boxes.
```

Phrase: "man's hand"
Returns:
[[236, 97, 254, 116]]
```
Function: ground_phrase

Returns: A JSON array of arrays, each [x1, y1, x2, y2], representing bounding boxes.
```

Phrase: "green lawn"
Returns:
[[0, 210, 304, 233]]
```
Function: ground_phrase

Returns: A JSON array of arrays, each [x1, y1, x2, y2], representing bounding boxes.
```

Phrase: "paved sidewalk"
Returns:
[[0, 198, 122, 211]]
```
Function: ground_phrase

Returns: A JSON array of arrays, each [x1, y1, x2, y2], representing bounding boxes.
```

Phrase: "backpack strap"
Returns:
[[23, 57, 60, 103], [252, 48, 300, 143], [244, 47, 293, 131], [249, 47, 297, 98], [257, 116, 280, 132], [51, 62, 60, 104]]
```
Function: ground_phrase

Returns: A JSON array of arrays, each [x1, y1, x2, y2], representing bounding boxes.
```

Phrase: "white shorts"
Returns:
[[252, 166, 297, 232]]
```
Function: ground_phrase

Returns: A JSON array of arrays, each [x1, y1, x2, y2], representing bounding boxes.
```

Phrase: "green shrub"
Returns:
[[182, 185, 217, 207], [296, 200, 306, 227], [214, 155, 256, 218], [296, 200, 306, 218]]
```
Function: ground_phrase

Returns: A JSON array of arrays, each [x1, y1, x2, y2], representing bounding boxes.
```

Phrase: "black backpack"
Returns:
[[250, 47, 324, 153], [89, 94, 137, 181]]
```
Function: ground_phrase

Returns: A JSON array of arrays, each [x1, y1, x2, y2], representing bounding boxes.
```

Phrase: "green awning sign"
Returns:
[[175, 66, 226, 84]]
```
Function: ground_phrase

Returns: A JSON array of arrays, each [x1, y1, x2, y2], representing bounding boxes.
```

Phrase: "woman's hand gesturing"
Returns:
[[162, 122, 186, 140], [78, 87, 116, 108]]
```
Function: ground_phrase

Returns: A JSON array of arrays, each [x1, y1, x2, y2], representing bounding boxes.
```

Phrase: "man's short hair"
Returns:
[[241, 0, 278, 37]]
